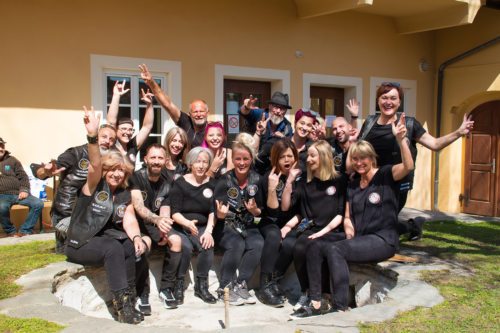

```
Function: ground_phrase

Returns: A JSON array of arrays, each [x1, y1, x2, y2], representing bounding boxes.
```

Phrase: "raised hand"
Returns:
[[244, 198, 259, 216], [287, 162, 301, 183], [256, 112, 269, 136], [346, 98, 359, 118], [83, 106, 100, 137], [243, 95, 259, 110], [139, 64, 152, 82], [216, 199, 229, 219], [268, 167, 281, 191], [42, 159, 66, 177], [210, 149, 226, 173], [458, 113, 474, 136], [113, 80, 130, 96], [140, 88, 154, 105], [392, 113, 407, 142]]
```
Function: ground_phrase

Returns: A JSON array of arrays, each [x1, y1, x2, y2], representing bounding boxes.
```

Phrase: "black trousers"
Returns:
[[310, 234, 396, 308], [258, 222, 282, 274], [66, 235, 135, 292], [293, 230, 345, 293], [273, 229, 297, 276], [173, 225, 214, 279], [218, 225, 264, 288]]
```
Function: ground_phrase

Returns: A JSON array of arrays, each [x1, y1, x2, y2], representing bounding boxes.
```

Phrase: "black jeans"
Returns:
[[173, 225, 214, 279], [273, 229, 297, 276], [294, 231, 345, 293], [258, 223, 281, 274], [218, 225, 264, 288], [314, 234, 396, 308], [65, 235, 135, 292]]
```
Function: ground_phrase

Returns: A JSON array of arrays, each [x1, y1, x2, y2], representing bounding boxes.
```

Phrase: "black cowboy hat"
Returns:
[[268, 92, 292, 109]]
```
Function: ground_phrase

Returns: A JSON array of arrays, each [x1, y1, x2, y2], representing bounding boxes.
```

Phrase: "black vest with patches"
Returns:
[[67, 179, 131, 248], [53, 144, 89, 217], [224, 170, 261, 226], [134, 167, 172, 214]]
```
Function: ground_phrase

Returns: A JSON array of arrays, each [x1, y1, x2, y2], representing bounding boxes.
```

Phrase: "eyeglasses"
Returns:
[[381, 81, 401, 88]]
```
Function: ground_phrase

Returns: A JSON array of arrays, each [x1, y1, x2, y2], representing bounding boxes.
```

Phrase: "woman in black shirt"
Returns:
[[66, 107, 150, 324], [293, 115, 413, 319], [291, 108, 317, 174], [281, 140, 347, 313], [163, 126, 189, 182], [202, 121, 233, 179], [170, 146, 217, 304]]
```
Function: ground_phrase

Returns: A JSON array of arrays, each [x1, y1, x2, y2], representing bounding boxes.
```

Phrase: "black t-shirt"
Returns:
[[326, 137, 347, 175], [170, 177, 215, 226], [177, 112, 206, 148], [347, 165, 399, 247], [125, 136, 139, 164], [292, 175, 347, 231], [259, 171, 299, 228], [129, 172, 164, 213], [296, 140, 313, 175]]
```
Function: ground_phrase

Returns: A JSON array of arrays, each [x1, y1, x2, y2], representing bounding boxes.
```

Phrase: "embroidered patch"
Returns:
[[155, 197, 163, 210], [326, 186, 336, 196], [203, 188, 213, 199], [333, 155, 342, 167], [96, 191, 109, 202], [128, 153, 136, 163], [247, 185, 258, 197], [368, 192, 381, 204], [116, 204, 127, 218], [78, 158, 90, 170], [276, 179, 285, 192], [4, 165, 11, 172], [227, 187, 238, 199], [141, 191, 148, 201]]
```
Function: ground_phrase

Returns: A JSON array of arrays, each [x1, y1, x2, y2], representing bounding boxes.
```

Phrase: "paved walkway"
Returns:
[[0, 208, 497, 332]]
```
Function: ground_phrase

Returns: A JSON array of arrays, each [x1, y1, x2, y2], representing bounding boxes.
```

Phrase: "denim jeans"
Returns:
[[0, 194, 44, 235]]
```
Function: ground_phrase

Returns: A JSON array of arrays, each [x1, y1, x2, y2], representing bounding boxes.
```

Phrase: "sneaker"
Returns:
[[217, 283, 244, 306], [235, 281, 257, 304], [135, 294, 152, 316], [159, 288, 178, 309], [293, 292, 310, 311], [408, 217, 425, 241], [289, 301, 329, 320]]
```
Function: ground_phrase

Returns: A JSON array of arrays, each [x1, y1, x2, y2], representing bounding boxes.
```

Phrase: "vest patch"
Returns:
[[79, 158, 90, 170], [96, 191, 109, 202]]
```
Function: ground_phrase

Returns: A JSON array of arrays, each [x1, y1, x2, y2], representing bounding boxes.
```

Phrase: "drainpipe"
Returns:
[[433, 35, 500, 211]]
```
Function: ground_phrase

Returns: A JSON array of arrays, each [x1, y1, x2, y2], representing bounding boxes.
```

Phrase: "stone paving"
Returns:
[[0, 208, 496, 332]]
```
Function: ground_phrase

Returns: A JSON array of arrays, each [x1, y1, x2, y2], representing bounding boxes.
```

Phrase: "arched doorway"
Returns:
[[463, 100, 500, 216]]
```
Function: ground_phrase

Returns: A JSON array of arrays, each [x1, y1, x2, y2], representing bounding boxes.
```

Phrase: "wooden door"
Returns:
[[310, 86, 344, 137], [463, 100, 500, 216], [223, 79, 271, 142]]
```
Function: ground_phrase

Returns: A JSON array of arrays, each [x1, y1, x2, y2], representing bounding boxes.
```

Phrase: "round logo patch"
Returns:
[[96, 191, 109, 202], [220, 167, 227, 175], [227, 187, 238, 199], [116, 204, 127, 218], [276, 179, 285, 192], [333, 155, 342, 167], [128, 153, 136, 163], [326, 186, 336, 196], [141, 191, 148, 201], [78, 158, 90, 170], [155, 197, 163, 210], [368, 192, 381, 204], [203, 188, 213, 199], [247, 185, 258, 197]]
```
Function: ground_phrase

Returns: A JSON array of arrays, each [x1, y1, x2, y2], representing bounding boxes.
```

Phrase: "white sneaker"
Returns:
[[235, 281, 257, 304], [293, 292, 310, 311]]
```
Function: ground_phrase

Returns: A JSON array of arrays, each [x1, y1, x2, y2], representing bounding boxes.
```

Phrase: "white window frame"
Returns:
[[215, 64, 291, 123], [369, 77, 417, 117]]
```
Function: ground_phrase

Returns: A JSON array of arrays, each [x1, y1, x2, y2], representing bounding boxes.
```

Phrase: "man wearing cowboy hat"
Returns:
[[0, 137, 44, 237]]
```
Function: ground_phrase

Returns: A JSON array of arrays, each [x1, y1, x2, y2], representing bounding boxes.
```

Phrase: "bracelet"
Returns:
[[132, 235, 141, 242], [351, 115, 358, 119], [87, 135, 98, 144]]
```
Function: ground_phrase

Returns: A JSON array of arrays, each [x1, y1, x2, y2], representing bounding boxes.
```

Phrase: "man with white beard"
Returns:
[[240, 92, 294, 174]]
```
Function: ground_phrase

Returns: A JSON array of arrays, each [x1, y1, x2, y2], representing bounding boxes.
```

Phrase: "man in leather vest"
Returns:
[[129, 143, 181, 313], [31, 124, 117, 253]]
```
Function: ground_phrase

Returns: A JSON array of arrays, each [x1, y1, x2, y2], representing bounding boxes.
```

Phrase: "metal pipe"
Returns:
[[433, 35, 500, 211]]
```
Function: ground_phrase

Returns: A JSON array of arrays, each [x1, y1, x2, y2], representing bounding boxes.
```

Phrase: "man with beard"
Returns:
[[129, 144, 182, 313], [139, 64, 208, 147], [32, 124, 117, 253], [328, 117, 352, 175], [240, 92, 294, 174]]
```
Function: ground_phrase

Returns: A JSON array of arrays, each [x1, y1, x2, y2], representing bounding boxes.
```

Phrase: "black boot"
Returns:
[[256, 273, 284, 307], [174, 278, 185, 305], [194, 277, 217, 304], [271, 271, 286, 300], [112, 289, 141, 324], [128, 286, 144, 322]]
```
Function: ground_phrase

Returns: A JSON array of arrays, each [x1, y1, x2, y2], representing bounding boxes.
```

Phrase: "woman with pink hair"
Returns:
[[201, 121, 233, 178]]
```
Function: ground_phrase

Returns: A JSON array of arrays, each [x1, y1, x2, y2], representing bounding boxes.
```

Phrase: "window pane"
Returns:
[[139, 107, 162, 134], [310, 98, 320, 113], [116, 106, 131, 120], [106, 76, 131, 104]]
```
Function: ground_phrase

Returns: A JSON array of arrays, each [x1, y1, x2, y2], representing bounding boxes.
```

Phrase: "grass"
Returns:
[[0, 240, 66, 333], [360, 221, 500, 333]]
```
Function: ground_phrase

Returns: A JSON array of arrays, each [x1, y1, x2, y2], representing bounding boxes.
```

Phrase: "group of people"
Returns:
[[1, 64, 474, 324]]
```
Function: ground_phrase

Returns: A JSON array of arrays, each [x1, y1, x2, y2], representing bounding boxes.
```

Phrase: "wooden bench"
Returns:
[[7, 185, 54, 234]]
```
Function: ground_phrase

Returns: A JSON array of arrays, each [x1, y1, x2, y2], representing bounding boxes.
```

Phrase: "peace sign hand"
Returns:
[[392, 113, 407, 142], [243, 94, 259, 110], [140, 88, 154, 105], [83, 106, 100, 137], [256, 112, 269, 136]]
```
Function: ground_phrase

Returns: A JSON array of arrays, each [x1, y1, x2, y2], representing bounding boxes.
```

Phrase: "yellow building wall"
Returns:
[[433, 8, 500, 213]]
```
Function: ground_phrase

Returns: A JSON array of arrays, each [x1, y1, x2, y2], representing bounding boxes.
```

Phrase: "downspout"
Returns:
[[433, 35, 500, 211]]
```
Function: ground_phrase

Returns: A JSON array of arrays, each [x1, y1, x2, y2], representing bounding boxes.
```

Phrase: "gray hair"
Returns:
[[185, 147, 214, 168]]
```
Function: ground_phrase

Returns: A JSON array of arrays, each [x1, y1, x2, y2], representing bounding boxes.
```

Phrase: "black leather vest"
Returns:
[[134, 167, 172, 215], [224, 170, 261, 225], [67, 179, 131, 248], [53, 145, 89, 217]]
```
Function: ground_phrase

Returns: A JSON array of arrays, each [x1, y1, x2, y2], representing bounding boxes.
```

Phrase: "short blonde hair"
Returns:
[[232, 132, 257, 161], [307, 140, 339, 182], [349, 140, 378, 168], [101, 151, 134, 188]]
